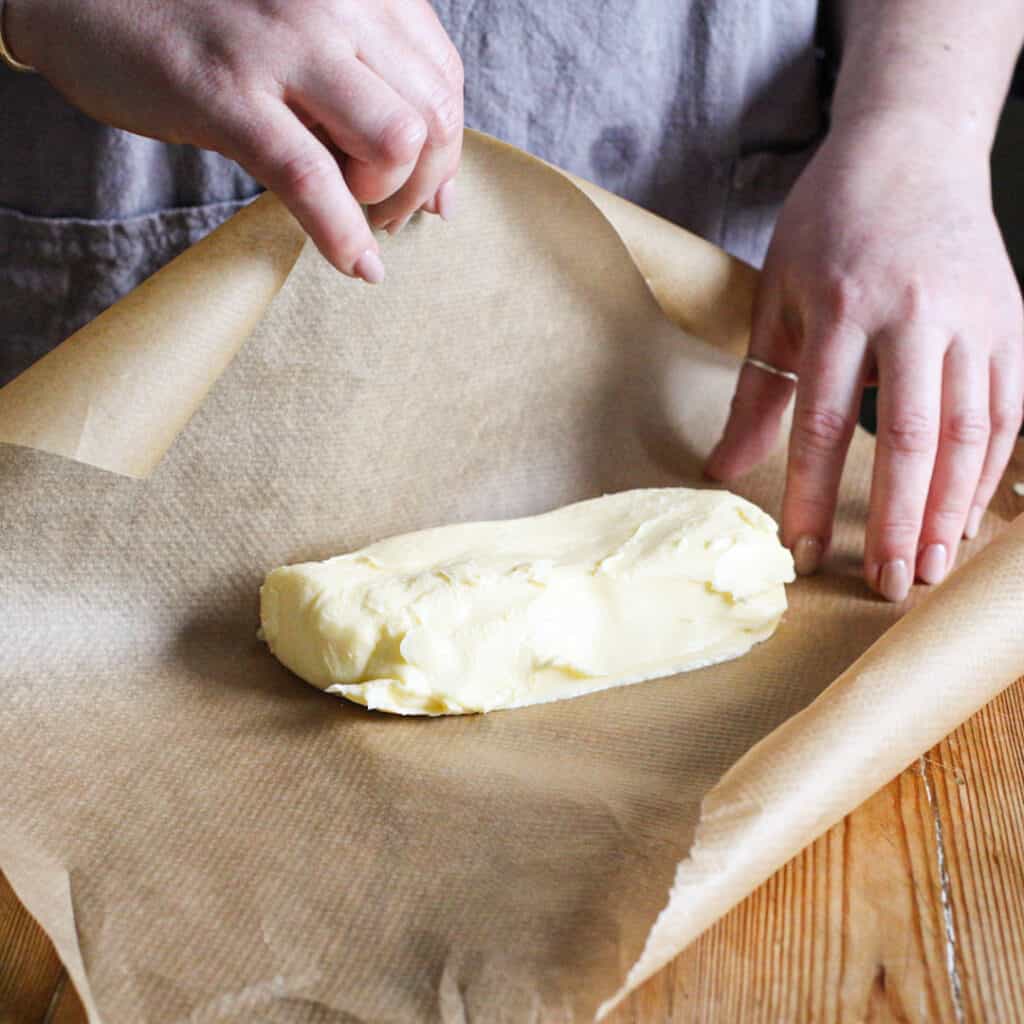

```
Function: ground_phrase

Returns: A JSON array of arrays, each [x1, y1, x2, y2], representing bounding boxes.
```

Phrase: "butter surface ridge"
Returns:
[[259, 488, 795, 715]]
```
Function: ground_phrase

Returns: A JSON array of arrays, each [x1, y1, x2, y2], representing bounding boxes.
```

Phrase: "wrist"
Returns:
[[830, 18, 1013, 157], [828, 103, 995, 166]]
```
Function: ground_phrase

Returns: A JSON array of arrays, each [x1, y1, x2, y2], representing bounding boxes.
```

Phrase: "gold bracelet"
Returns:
[[0, 0, 37, 73]]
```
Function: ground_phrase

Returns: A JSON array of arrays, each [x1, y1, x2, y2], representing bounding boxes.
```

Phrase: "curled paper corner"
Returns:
[[0, 192, 305, 479], [562, 172, 759, 359], [0, 129, 748, 481], [477, 131, 759, 356], [353, 129, 756, 365], [599, 511, 1024, 1019]]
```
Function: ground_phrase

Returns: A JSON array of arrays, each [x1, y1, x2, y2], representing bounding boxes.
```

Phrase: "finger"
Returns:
[[865, 329, 944, 601], [781, 320, 868, 575], [705, 288, 798, 483], [225, 100, 383, 281], [415, 179, 457, 219], [964, 348, 1024, 539], [436, 178, 457, 220], [362, 44, 464, 229], [295, 56, 426, 206], [915, 339, 989, 584]]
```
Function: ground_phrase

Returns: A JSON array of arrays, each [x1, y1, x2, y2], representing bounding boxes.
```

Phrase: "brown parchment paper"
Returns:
[[2, 131, 1023, 1023]]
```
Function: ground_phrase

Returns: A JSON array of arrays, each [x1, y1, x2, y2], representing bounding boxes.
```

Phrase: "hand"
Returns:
[[706, 112, 1024, 601], [6, 0, 464, 281]]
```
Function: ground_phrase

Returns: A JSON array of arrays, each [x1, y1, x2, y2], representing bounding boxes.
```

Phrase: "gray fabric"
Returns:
[[0, 1, 826, 386], [0, 72, 264, 385], [443, 0, 824, 255]]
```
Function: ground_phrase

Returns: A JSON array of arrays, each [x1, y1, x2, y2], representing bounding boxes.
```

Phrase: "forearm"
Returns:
[[834, 0, 1024, 149]]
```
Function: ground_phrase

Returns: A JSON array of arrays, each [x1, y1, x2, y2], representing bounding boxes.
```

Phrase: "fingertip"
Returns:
[[864, 561, 880, 593], [703, 447, 725, 481], [353, 249, 386, 285], [386, 214, 413, 236], [437, 178, 457, 221], [703, 444, 735, 483], [705, 425, 758, 482], [792, 535, 823, 576], [709, 431, 782, 484], [916, 542, 948, 586], [877, 558, 911, 603], [367, 208, 393, 232], [964, 505, 983, 540]]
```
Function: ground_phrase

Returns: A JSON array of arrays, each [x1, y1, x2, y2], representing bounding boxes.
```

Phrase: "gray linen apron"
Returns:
[[0, 1, 825, 386]]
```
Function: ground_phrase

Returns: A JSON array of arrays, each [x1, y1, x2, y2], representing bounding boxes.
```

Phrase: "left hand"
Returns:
[[706, 111, 1024, 601]]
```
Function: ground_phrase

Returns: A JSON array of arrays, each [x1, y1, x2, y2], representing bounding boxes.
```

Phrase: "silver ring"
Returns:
[[744, 356, 799, 384]]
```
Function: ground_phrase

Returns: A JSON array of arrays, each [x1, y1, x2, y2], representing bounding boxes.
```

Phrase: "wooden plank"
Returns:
[[608, 766, 949, 1021], [44, 975, 86, 1024], [0, 872, 64, 1024], [608, 680, 1024, 1024]]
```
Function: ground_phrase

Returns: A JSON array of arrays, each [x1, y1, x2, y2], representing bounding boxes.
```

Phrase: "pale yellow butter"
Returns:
[[259, 488, 795, 715]]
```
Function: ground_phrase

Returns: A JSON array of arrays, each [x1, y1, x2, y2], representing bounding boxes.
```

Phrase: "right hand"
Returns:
[[6, 0, 464, 282]]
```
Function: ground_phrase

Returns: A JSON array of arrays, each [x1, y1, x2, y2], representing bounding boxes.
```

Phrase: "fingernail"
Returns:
[[438, 179, 457, 221], [353, 249, 385, 285], [964, 505, 983, 540], [387, 215, 412, 236], [878, 559, 911, 603], [917, 543, 948, 585], [793, 535, 823, 576]]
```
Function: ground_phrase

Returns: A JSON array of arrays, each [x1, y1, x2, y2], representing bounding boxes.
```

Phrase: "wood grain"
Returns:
[[0, 873, 64, 1024], [4, 447, 1024, 1023], [607, 706, 1024, 1024]]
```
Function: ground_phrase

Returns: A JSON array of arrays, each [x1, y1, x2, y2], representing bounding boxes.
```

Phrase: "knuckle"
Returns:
[[818, 275, 864, 326], [876, 516, 922, 551], [422, 83, 462, 146], [346, 169, 387, 207], [880, 410, 936, 455], [438, 43, 465, 89], [990, 397, 1024, 437], [973, 475, 999, 506], [375, 111, 428, 165], [786, 491, 834, 521], [273, 146, 336, 201], [187, 67, 261, 144], [928, 497, 969, 527], [942, 409, 990, 447], [896, 275, 931, 323], [792, 404, 854, 454]]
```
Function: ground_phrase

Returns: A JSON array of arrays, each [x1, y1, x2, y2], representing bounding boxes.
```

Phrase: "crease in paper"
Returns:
[[0, 193, 304, 478]]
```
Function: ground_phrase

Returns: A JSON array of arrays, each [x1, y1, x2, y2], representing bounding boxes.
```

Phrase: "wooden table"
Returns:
[[4, 445, 1023, 1024]]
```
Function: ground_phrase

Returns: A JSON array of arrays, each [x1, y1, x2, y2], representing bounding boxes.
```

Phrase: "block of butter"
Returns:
[[259, 488, 795, 715]]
